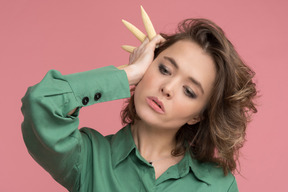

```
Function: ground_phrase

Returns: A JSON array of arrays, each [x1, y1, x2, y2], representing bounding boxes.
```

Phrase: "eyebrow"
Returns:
[[163, 56, 205, 95]]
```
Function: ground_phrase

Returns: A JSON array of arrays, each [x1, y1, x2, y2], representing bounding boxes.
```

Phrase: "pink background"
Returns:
[[1, 0, 287, 191]]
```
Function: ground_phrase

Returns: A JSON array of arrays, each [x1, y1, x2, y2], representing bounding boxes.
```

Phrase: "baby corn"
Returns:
[[122, 20, 146, 42], [141, 6, 156, 40], [122, 45, 136, 53], [117, 64, 128, 69]]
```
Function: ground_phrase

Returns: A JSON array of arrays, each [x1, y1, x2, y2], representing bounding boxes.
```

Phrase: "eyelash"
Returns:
[[159, 63, 170, 75], [184, 86, 197, 98], [158, 64, 197, 99]]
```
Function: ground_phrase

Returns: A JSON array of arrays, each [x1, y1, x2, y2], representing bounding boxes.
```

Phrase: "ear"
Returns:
[[187, 115, 202, 125]]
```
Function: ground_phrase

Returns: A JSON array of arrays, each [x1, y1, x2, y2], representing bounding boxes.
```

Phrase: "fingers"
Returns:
[[127, 38, 149, 65], [122, 34, 165, 54], [130, 38, 148, 58], [147, 34, 166, 50], [152, 34, 166, 44], [138, 37, 150, 50]]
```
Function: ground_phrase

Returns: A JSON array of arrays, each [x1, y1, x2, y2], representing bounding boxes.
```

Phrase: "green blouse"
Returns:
[[21, 66, 239, 192]]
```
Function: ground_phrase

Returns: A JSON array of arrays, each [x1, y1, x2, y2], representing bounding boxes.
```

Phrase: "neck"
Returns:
[[131, 120, 178, 162]]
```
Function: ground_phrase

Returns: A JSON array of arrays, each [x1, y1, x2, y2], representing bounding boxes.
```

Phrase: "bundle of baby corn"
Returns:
[[117, 6, 157, 69]]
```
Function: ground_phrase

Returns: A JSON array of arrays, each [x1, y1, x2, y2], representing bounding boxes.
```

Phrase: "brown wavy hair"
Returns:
[[121, 18, 257, 175]]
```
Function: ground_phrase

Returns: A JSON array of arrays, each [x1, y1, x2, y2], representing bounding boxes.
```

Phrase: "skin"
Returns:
[[125, 37, 216, 179]]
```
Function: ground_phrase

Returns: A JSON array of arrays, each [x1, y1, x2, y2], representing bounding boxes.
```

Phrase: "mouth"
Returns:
[[146, 96, 165, 114]]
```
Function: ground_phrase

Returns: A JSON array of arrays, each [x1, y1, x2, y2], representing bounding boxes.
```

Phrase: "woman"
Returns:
[[21, 18, 257, 191]]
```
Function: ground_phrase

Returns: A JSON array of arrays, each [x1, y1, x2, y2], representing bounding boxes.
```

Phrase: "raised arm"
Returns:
[[21, 66, 130, 190], [21, 33, 163, 190]]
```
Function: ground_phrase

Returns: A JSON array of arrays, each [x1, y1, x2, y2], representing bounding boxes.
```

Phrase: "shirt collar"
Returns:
[[110, 124, 212, 185], [186, 152, 213, 185], [110, 124, 136, 168]]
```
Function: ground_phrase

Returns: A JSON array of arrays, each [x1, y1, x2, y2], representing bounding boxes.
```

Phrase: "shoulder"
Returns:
[[189, 158, 238, 191], [78, 126, 128, 149], [204, 162, 238, 191], [207, 163, 236, 189], [79, 127, 112, 150], [78, 126, 133, 167]]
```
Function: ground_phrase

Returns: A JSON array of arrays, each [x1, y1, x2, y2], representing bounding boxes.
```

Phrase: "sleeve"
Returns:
[[21, 66, 130, 190], [227, 177, 239, 192]]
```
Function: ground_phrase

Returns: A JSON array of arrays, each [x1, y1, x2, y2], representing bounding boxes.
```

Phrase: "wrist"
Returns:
[[123, 65, 141, 85]]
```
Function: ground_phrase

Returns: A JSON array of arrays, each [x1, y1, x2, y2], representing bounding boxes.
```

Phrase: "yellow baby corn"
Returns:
[[117, 64, 128, 69], [122, 45, 136, 53], [141, 6, 156, 40], [122, 20, 146, 42]]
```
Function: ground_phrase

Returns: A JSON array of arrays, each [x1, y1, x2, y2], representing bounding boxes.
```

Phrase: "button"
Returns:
[[94, 93, 102, 101], [82, 97, 89, 105]]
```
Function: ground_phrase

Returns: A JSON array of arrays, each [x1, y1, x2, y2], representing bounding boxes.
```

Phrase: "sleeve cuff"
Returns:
[[64, 65, 131, 107]]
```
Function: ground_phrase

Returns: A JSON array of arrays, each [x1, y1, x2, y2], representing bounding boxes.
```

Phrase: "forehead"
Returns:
[[156, 40, 216, 95], [159, 40, 207, 59]]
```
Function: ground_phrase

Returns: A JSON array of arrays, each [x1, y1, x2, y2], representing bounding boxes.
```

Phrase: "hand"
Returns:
[[123, 34, 165, 85]]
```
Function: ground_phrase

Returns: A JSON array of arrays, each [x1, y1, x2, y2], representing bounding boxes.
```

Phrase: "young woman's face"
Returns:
[[134, 40, 216, 130]]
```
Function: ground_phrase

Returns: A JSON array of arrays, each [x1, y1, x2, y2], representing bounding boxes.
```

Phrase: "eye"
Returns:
[[158, 64, 171, 75], [184, 86, 197, 99]]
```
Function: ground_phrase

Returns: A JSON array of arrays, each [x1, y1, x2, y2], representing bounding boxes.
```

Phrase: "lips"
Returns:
[[146, 96, 165, 114]]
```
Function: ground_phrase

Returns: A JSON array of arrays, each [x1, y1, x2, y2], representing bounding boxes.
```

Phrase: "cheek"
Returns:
[[133, 77, 151, 111], [142, 70, 158, 85], [136, 70, 159, 93], [133, 84, 142, 109], [171, 97, 204, 119]]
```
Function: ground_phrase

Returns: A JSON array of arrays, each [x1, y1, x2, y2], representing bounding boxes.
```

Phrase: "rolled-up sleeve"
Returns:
[[21, 66, 130, 190]]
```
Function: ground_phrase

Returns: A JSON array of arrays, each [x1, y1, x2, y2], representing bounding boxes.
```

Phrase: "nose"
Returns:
[[161, 82, 176, 99], [161, 87, 171, 98]]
